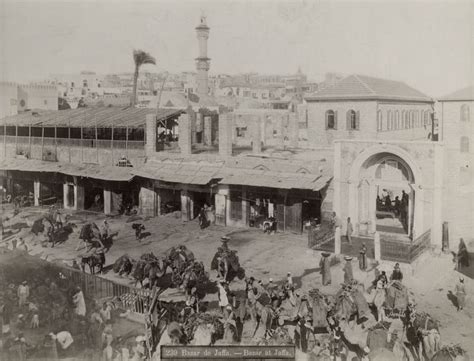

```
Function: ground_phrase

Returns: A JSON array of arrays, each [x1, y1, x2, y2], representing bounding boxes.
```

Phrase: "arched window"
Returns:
[[460, 136, 470, 153], [347, 109, 359, 130], [461, 104, 470, 122], [326, 110, 337, 129], [395, 110, 400, 129], [387, 110, 392, 130]]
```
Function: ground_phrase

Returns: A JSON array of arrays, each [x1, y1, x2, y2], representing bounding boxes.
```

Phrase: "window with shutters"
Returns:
[[461, 104, 470, 122], [347, 109, 358, 130], [460, 137, 470, 153], [326, 110, 336, 129]]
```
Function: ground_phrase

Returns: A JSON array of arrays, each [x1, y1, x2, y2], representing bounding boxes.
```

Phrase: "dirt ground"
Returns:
[[1, 205, 473, 357]]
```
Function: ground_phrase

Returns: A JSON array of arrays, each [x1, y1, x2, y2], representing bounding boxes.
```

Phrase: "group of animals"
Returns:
[[112, 245, 210, 291], [151, 275, 459, 361], [31, 211, 115, 275], [30, 209, 76, 248]]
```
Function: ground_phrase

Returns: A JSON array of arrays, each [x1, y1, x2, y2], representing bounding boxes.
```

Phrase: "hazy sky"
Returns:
[[0, 0, 473, 97]]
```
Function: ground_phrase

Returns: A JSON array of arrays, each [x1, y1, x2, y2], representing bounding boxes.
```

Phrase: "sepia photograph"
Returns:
[[0, 0, 473, 360]]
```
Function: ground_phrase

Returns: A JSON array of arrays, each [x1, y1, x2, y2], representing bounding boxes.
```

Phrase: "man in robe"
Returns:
[[73, 287, 86, 317], [17, 281, 29, 307], [359, 244, 367, 271], [390, 263, 403, 281], [319, 253, 332, 286], [343, 256, 353, 284], [346, 217, 353, 244], [455, 277, 466, 311], [457, 238, 470, 269]]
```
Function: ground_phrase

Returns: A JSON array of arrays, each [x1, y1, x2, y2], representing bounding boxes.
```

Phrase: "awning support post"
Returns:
[[41, 125, 44, 161]]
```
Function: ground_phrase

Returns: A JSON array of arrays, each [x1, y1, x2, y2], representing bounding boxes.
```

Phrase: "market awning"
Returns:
[[0, 158, 134, 182], [217, 168, 332, 191], [132, 159, 224, 185]]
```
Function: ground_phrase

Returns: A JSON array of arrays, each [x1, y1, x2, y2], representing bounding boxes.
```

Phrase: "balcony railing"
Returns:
[[308, 221, 335, 253], [380, 229, 431, 263], [3, 135, 145, 151]]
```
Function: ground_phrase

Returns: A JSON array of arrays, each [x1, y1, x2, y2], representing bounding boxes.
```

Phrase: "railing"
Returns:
[[380, 229, 431, 263], [308, 222, 335, 252], [409, 229, 431, 262], [61, 267, 153, 314], [2, 136, 145, 150]]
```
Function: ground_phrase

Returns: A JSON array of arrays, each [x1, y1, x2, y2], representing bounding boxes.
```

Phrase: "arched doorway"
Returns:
[[358, 153, 414, 237], [348, 146, 423, 240]]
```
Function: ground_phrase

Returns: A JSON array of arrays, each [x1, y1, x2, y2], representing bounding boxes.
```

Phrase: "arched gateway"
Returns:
[[348, 144, 424, 239]]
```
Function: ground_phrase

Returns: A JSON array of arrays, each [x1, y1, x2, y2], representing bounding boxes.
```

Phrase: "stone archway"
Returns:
[[348, 144, 424, 239]]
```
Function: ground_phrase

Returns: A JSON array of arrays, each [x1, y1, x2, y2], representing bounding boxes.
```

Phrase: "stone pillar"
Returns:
[[432, 144, 444, 248], [75, 183, 85, 210], [156, 187, 162, 216], [63, 183, 69, 209], [104, 189, 112, 215], [203, 116, 212, 146], [276, 115, 285, 148], [288, 113, 298, 148], [33, 179, 40, 206], [413, 186, 424, 239], [178, 113, 192, 155], [242, 189, 248, 226], [219, 113, 233, 157], [196, 113, 203, 143], [180, 189, 193, 221], [252, 116, 262, 154], [145, 114, 156, 155], [335, 227, 341, 254], [139, 186, 156, 217], [215, 186, 228, 226], [374, 232, 381, 261], [369, 182, 377, 234], [261, 115, 267, 146], [333, 142, 342, 217], [190, 110, 197, 144]]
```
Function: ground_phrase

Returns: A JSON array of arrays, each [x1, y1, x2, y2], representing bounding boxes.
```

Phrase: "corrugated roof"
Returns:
[[132, 159, 224, 185], [0, 158, 134, 181], [439, 85, 474, 102], [217, 168, 331, 191], [305, 74, 432, 102], [133, 156, 331, 190], [0, 107, 183, 128]]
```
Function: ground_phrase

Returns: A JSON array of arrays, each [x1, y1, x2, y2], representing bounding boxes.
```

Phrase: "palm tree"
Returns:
[[131, 50, 156, 107]]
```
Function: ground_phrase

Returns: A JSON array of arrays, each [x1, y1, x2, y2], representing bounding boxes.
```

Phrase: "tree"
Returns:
[[131, 50, 156, 107]]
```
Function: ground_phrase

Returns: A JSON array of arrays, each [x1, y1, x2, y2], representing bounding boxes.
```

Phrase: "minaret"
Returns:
[[195, 15, 210, 96]]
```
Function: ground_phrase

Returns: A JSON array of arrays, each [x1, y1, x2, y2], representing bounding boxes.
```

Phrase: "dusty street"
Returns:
[[2, 205, 474, 357]]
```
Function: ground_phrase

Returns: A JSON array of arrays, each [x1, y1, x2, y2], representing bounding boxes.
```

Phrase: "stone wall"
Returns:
[[306, 100, 433, 147], [439, 100, 474, 248]]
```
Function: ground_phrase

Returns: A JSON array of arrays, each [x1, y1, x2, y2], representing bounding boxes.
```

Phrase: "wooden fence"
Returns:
[[60, 266, 153, 314]]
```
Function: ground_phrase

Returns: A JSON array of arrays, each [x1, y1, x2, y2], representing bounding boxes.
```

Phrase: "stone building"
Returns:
[[438, 86, 474, 249], [0, 82, 58, 118]]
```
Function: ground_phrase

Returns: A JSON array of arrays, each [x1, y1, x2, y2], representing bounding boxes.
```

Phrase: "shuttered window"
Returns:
[[347, 110, 359, 130], [326, 110, 337, 129]]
